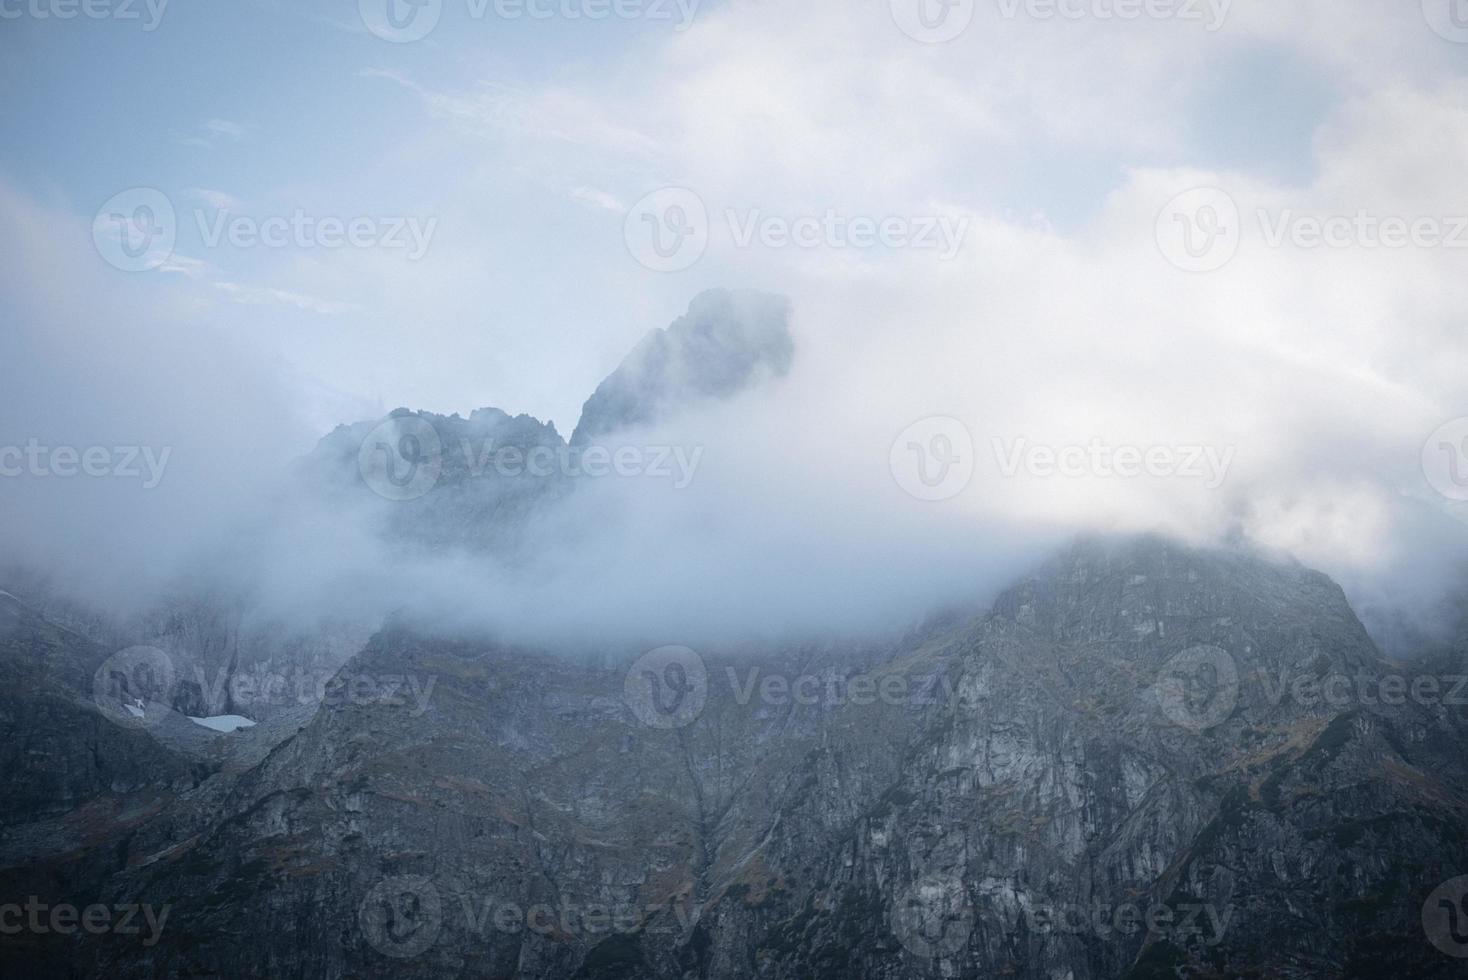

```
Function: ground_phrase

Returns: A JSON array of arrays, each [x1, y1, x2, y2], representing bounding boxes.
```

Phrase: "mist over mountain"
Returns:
[[571, 289, 794, 445], [4, 284, 1468, 978], [4, 168, 1468, 658], [8, 3, 1468, 976], [0, 282, 1047, 660], [8, 529, 1468, 978]]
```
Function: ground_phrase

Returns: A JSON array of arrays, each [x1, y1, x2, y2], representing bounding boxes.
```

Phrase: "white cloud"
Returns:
[[175, 118, 250, 149], [571, 186, 625, 212], [188, 188, 247, 211], [204, 118, 248, 141], [213, 281, 361, 316], [9, 0, 1468, 639]]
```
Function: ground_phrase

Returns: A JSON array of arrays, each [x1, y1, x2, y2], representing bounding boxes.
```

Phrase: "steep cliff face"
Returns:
[[8, 536, 1468, 978], [0, 591, 222, 977], [570, 289, 793, 446], [0, 591, 212, 828], [747, 537, 1468, 979]]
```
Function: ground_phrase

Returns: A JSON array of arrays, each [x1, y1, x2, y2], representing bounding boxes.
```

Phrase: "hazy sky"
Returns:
[[3, 0, 1468, 639], [4, 0, 1459, 430]]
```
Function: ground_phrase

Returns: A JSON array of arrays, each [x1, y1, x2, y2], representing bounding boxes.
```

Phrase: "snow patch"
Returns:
[[188, 714, 257, 733]]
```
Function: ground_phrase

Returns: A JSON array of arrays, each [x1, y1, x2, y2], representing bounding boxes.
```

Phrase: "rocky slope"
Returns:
[[5, 536, 1468, 978]]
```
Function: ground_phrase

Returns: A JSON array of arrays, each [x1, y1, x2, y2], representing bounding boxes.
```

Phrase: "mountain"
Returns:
[[6, 536, 1468, 978], [0, 292, 794, 735], [570, 288, 793, 446], [0, 591, 212, 829], [302, 405, 572, 552]]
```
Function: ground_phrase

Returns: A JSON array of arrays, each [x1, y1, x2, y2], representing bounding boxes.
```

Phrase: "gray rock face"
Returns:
[[0, 593, 212, 829], [303, 406, 573, 552], [570, 289, 793, 446], [6, 535, 1468, 978]]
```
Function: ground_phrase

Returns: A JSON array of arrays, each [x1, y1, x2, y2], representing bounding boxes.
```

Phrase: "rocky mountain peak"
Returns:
[[992, 534, 1376, 662], [570, 288, 793, 445]]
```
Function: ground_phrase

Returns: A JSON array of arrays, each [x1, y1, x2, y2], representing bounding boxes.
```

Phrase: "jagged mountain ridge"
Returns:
[[5, 536, 1468, 978], [2, 290, 795, 729]]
